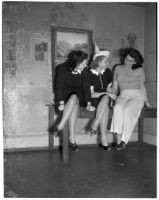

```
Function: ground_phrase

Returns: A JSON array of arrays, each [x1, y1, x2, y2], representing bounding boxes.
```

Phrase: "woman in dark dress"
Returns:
[[54, 50, 89, 151], [85, 50, 116, 150]]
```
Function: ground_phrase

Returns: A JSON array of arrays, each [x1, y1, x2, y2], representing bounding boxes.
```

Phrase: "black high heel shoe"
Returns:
[[54, 128, 63, 137], [112, 142, 118, 148], [69, 141, 79, 151], [116, 141, 126, 150], [89, 128, 97, 136], [99, 144, 111, 151]]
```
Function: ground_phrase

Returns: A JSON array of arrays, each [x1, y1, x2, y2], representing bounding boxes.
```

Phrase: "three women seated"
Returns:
[[53, 45, 151, 151]]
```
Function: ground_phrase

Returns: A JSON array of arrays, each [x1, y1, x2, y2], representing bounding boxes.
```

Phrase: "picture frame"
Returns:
[[51, 26, 93, 66], [3, 33, 17, 72], [31, 38, 48, 62], [3, 34, 16, 63]]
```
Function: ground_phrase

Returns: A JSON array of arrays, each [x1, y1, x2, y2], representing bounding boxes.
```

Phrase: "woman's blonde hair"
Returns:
[[90, 55, 106, 69]]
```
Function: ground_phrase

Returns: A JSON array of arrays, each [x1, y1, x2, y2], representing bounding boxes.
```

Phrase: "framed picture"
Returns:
[[4, 37, 16, 62], [31, 38, 48, 62], [51, 26, 93, 66], [3, 33, 17, 72]]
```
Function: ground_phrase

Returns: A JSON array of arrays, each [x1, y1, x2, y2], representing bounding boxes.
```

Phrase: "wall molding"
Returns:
[[4, 131, 139, 150], [4, 130, 156, 150], [143, 133, 157, 146]]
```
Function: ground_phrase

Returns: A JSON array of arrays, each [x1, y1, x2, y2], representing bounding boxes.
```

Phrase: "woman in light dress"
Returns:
[[110, 48, 152, 150]]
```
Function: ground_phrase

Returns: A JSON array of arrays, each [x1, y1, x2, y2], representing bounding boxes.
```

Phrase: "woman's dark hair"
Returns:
[[90, 55, 106, 69], [65, 50, 88, 72], [120, 47, 144, 70]]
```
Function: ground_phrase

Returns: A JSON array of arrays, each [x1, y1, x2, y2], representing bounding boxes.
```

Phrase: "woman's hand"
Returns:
[[105, 92, 117, 100], [145, 101, 155, 108], [106, 87, 112, 93], [108, 93, 117, 100]]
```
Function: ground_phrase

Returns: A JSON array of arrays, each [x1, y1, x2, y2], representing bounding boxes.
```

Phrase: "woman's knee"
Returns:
[[69, 94, 79, 105], [114, 104, 123, 113], [124, 99, 143, 114], [100, 95, 109, 106]]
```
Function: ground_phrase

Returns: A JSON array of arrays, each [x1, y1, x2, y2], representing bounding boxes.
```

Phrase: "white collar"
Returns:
[[90, 69, 105, 76], [72, 69, 81, 74]]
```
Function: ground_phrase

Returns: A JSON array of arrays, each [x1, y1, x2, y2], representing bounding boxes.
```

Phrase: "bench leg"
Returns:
[[138, 116, 143, 144], [62, 121, 69, 164], [49, 106, 54, 151], [49, 132, 54, 151]]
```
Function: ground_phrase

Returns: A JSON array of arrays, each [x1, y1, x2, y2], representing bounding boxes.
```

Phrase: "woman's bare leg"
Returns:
[[100, 107, 109, 146], [57, 95, 78, 130], [69, 100, 79, 143], [92, 95, 109, 130]]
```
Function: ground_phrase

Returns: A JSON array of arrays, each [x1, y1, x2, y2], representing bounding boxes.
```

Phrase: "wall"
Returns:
[[144, 3, 157, 145], [3, 2, 146, 149]]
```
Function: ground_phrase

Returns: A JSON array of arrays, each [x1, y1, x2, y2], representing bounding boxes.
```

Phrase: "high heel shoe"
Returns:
[[116, 141, 126, 150], [112, 142, 118, 148], [54, 128, 63, 137], [88, 128, 97, 136], [69, 141, 79, 151], [99, 144, 111, 151]]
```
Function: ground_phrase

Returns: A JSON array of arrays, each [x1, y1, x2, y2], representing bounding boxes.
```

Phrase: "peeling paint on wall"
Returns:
[[50, 2, 88, 28]]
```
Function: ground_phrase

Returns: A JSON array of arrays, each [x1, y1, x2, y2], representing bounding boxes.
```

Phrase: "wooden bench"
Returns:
[[47, 105, 157, 164], [138, 107, 157, 144]]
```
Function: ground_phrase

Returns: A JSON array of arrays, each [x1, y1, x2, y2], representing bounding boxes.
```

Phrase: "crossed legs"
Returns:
[[57, 94, 79, 143]]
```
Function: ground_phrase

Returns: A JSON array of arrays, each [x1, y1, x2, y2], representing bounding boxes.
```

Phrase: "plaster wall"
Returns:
[[3, 2, 147, 149]]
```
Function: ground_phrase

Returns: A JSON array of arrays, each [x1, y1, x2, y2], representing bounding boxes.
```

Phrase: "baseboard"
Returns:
[[4, 131, 138, 150], [4, 133, 49, 150], [4, 131, 156, 152], [143, 133, 157, 146]]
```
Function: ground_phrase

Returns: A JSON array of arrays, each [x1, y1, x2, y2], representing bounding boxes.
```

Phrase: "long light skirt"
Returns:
[[110, 89, 145, 144]]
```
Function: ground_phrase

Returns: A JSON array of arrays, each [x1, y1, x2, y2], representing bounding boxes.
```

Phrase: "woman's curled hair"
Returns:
[[123, 48, 144, 70], [65, 50, 88, 72]]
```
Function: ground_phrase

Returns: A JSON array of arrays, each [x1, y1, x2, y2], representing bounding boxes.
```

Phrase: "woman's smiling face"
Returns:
[[124, 55, 136, 66], [98, 56, 109, 70]]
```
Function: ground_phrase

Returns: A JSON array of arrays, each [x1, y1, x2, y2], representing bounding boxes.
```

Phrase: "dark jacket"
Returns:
[[82, 68, 112, 106], [54, 64, 90, 107]]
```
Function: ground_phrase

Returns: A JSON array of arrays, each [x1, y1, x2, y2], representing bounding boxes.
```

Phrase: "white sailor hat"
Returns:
[[93, 51, 110, 60]]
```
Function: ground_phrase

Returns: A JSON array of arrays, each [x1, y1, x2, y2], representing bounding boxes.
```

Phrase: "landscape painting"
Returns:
[[52, 26, 92, 65]]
